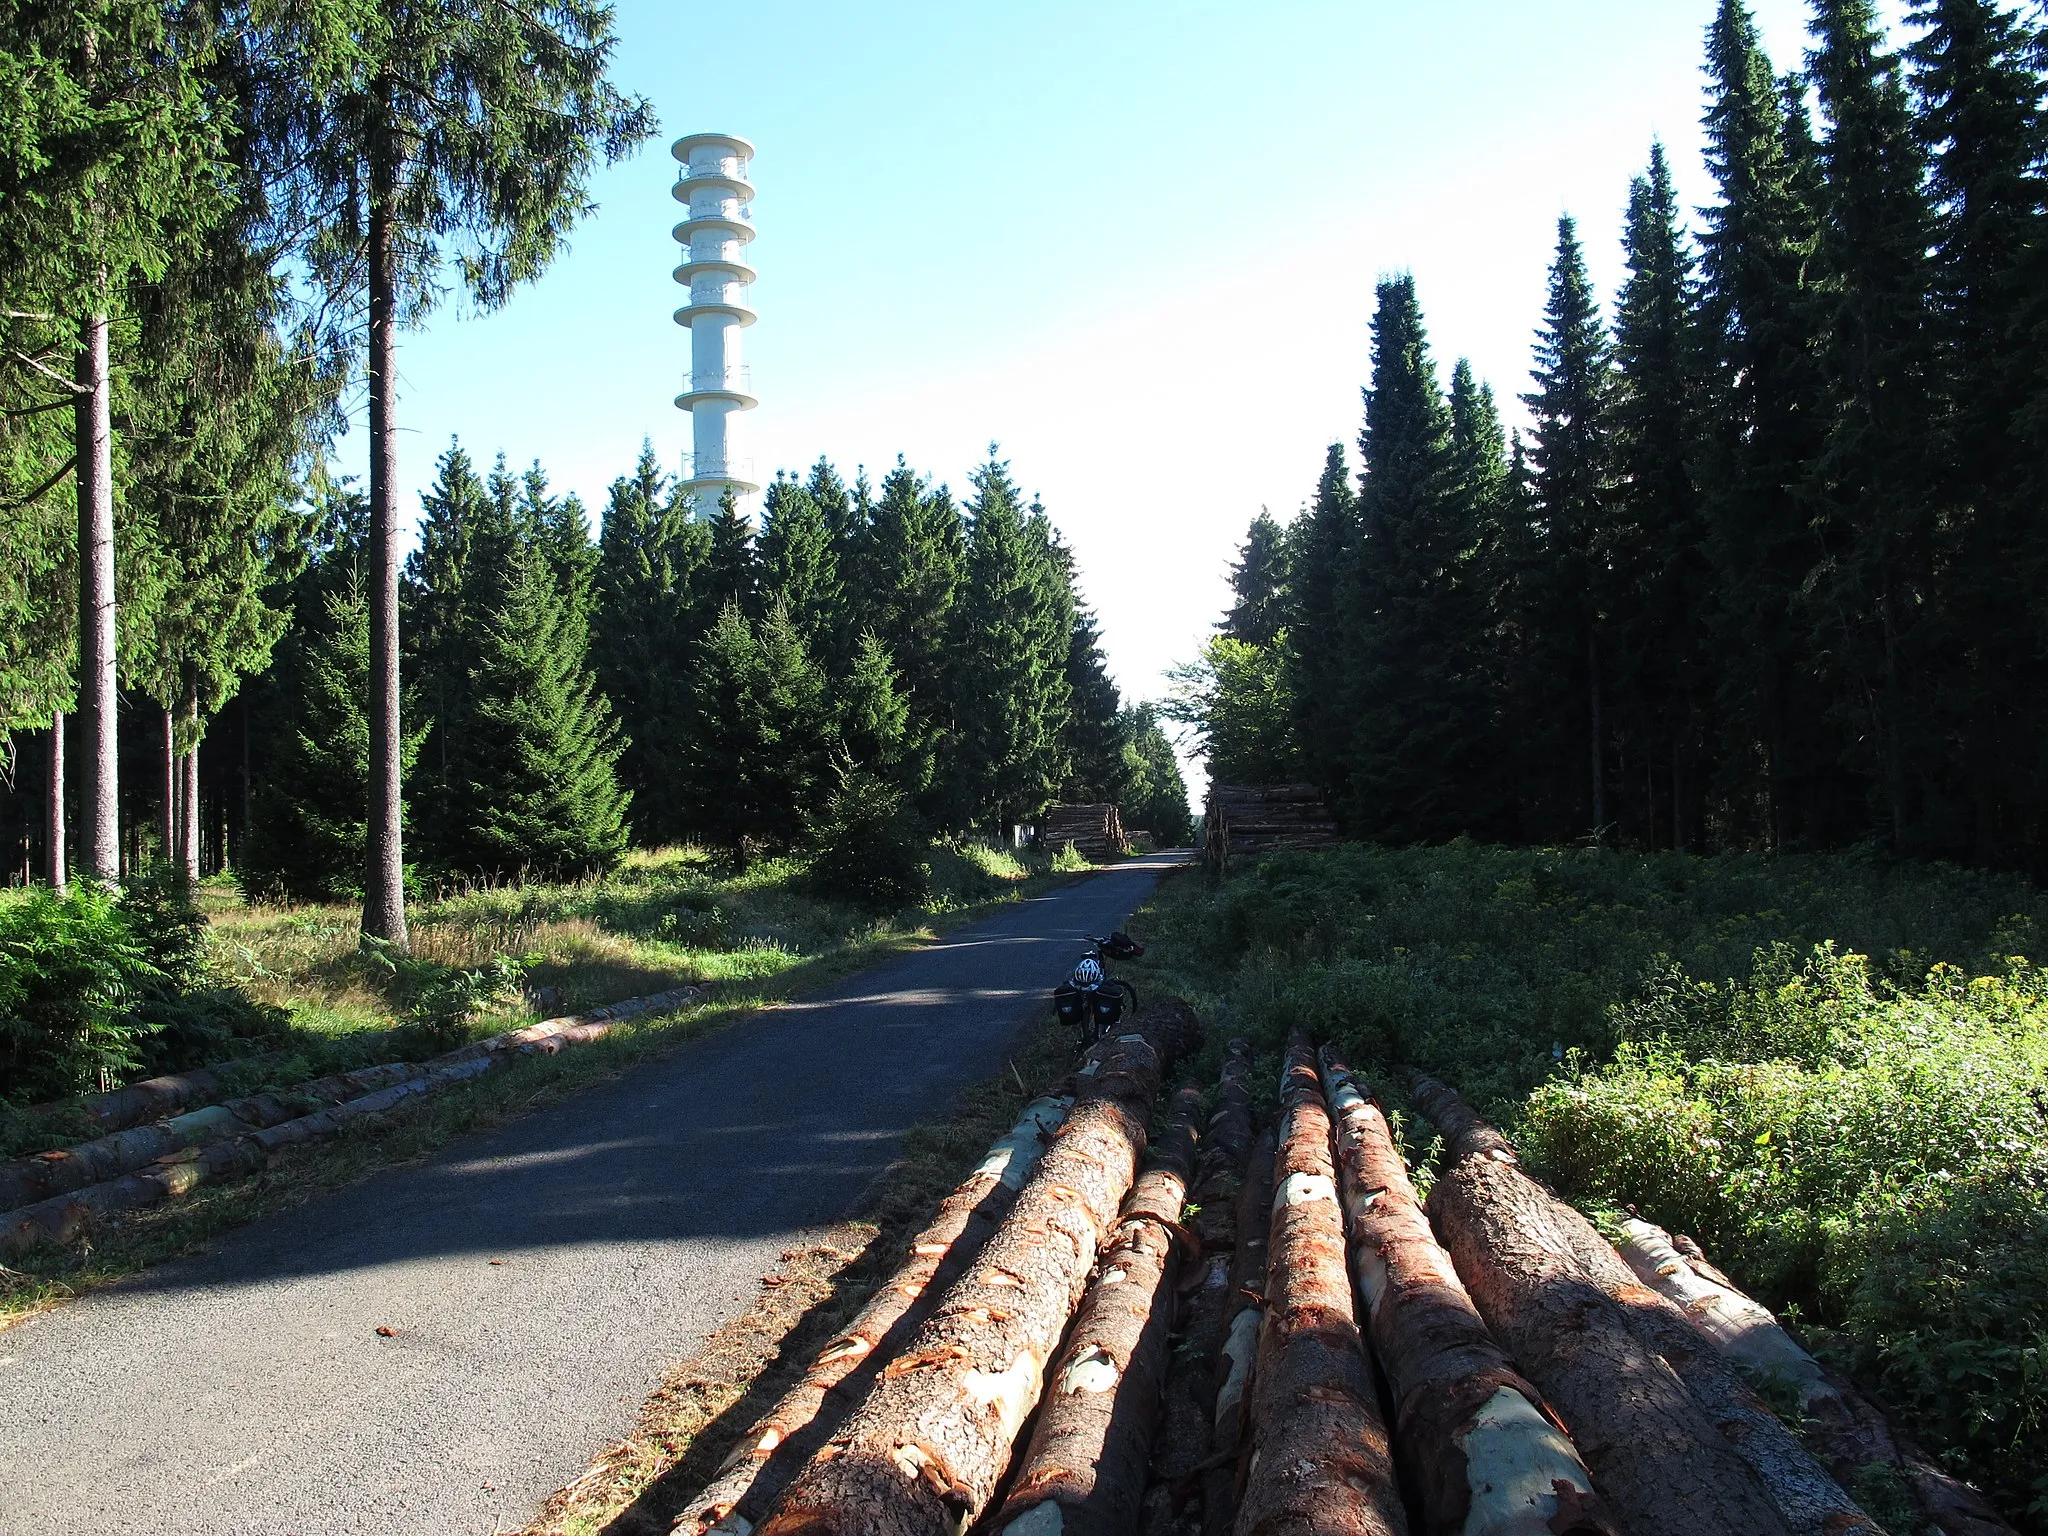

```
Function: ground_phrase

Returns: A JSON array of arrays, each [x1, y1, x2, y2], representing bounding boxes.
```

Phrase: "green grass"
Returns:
[[1123, 843, 2048, 1531], [0, 840, 1069, 1321]]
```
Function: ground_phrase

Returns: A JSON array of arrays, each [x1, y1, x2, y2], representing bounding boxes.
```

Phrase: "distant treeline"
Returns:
[[0, 445, 1193, 893], [1177, 0, 2048, 872]]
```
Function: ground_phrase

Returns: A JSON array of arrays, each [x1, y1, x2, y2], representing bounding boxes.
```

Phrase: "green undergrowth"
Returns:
[[1123, 843, 2048, 1530]]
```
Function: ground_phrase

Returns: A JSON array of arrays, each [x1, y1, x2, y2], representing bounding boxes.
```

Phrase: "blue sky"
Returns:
[[340, 0, 1892, 785]]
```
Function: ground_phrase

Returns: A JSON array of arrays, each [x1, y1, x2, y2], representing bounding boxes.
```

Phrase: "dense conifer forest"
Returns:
[[1179, 0, 2048, 874], [0, 3, 1191, 909]]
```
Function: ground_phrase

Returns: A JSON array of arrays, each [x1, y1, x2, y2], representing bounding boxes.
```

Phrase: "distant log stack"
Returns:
[[1204, 785, 1339, 872], [1043, 803, 1128, 861]]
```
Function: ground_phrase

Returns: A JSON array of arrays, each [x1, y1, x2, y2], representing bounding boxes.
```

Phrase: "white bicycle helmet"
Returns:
[[1071, 957, 1104, 990]]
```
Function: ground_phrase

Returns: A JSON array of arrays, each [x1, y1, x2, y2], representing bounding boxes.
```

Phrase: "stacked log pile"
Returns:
[[1202, 785, 1339, 872], [667, 1019, 2018, 1536], [1043, 804, 1129, 861]]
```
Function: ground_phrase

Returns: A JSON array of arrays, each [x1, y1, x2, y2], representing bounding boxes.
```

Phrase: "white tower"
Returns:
[[671, 132, 758, 509]]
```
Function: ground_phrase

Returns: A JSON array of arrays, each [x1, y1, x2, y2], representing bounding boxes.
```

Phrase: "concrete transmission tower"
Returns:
[[671, 132, 758, 510]]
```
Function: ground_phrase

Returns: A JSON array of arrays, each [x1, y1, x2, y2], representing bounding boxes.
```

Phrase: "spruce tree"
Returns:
[[759, 476, 844, 663], [1698, 0, 1834, 847], [1909, 0, 2048, 862], [946, 452, 1072, 832], [702, 485, 760, 620], [1220, 513, 1290, 648], [1062, 608, 1127, 804], [679, 599, 834, 861], [1807, 0, 1941, 847], [1611, 143, 1710, 847], [839, 630, 912, 779], [405, 441, 490, 816], [863, 458, 966, 748], [1283, 443, 1356, 795], [424, 516, 629, 880], [1522, 216, 1617, 838], [593, 443, 702, 844], [1345, 276, 1497, 840]]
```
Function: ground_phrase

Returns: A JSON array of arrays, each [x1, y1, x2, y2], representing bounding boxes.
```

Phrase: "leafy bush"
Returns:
[[0, 878, 297, 1106], [799, 770, 931, 912], [361, 936, 532, 1054], [0, 885, 160, 1104], [1050, 841, 1093, 873]]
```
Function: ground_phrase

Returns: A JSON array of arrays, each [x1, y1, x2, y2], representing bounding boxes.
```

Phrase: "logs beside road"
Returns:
[[669, 1011, 1979, 1536]]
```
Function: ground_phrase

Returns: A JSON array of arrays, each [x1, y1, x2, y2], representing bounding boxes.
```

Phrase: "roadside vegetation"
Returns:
[[1125, 845, 2048, 1529], [0, 839, 1065, 1321]]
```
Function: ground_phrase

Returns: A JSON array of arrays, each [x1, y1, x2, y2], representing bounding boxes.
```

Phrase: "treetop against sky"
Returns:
[[333, 0, 1833, 717]]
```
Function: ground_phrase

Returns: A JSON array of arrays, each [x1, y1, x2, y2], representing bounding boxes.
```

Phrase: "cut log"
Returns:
[[993, 1083, 1201, 1536], [1200, 1123, 1276, 1536], [1321, 1053, 1616, 1536], [0, 1062, 422, 1212], [1140, 1040, 1257, 1536], [0, 991, 699, 1259], [1233, 1034, 1406, 1536], [1621, 1219, 2017, 1536], [756, 1015, 1175, 1536], [674, 1094, 1073, 1536], [1412, 1073, 1803, 1536]]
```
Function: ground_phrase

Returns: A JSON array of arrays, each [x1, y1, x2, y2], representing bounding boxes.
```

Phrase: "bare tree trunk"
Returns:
[[1234, 1034, 1406, 1536], [75, 310, 118, 885], [1621, 1221, 2015, 1536], [178, 685, 200, 884], [674, 1095, 1073, 1536], [994, 1084, 1200, 1536], [47, 714, 65, 894], [1322, 1054, 1616, 1536], [159, 707, 176, 869], [362, 91, 409, 950], [759, 1018, 1173, 1536], [1588, 631, 1605, 842], [1411, 1074, 1799, 1536]]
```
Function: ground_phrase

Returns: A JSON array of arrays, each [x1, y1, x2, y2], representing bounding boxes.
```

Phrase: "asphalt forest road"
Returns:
[[0, 853, 1188, 1536]]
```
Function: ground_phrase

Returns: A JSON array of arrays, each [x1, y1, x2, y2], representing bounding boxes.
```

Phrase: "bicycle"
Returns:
[[1053, 931, 1144, 1049]]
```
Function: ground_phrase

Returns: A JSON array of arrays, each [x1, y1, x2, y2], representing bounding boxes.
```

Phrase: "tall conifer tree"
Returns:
[[1220, 513, 1290, 648], [759, 477, 844, 663], [1284, 444, 1357, 795], [1523, 216, 1617, 837]]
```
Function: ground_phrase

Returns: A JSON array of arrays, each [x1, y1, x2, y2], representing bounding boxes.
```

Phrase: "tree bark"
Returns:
[[47, 713, 65, 894], [75, 308, 118, 885], [1322, 1054, 1616, 1536], [1201, 1124, 1275, 1536], [1233, 1034, 1406, 1536], [1142, 1039, 1256, 1536], [1410, 1074, 1798, 1536], [675, 1095, 1074, 1536], [161, 707, 177, 872], [179, 684, 200, 884], [362, 87, 409, 951], [1621, 1221, 2016, 1536], [1588, 631, 1605, 841], [758, 1016, 1175, 1536], [994, 1084, 1200, 1536]]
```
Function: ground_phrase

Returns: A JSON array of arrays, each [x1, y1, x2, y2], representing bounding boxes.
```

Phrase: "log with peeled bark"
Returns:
[[673, 1094, 1073, 1536], [1199, 1123, 1276, 1536], [757, 1012, 1179, 1536], [1411, 1072, 1798, 1536], [1321, 1053, 1616, 1536], [1620, 1219, 2017, 1536], [993, 1083, 1202, 1536], [1471, 1158, 1881, 1535], [1233, 1034, 1406, 1536]]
